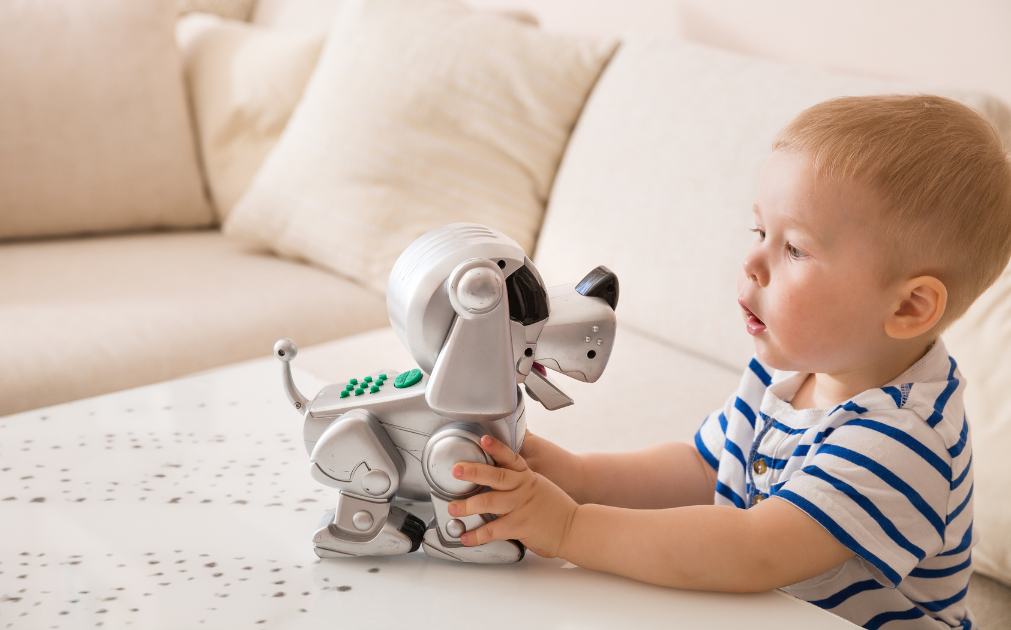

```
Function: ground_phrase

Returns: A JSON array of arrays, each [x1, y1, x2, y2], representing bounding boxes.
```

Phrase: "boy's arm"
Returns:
[[454, 435, 853, 593], [522, 431, 717, 509], [560, 499, 853, 592]]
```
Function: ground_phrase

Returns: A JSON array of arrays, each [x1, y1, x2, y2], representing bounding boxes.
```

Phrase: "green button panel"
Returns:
[[394, 369, 422, 389], [337, 370, 422, 400]]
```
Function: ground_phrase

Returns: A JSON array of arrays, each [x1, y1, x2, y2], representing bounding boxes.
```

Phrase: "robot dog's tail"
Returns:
[[275, 339, 310, 413]]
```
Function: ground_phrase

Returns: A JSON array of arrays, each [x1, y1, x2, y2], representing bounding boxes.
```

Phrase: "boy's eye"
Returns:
[[750, 228, 766, 241], [787, 243, 807, 259]]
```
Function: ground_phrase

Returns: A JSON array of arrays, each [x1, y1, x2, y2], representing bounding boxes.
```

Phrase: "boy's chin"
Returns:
[[752, 339, 804, 373]]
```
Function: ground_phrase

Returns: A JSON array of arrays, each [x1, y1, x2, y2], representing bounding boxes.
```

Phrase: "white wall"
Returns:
[[466, 0, 1011, 108]]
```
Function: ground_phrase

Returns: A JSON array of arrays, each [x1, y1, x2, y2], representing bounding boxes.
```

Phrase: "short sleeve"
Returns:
[[776, 412, 952, 587], [694, 394, 736, 471]]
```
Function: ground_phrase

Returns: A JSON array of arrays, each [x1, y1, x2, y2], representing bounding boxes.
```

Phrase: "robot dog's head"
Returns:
[[387, 223, 618, 422]]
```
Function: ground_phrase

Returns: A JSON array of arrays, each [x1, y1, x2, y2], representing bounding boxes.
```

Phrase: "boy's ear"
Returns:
[[884, 276, 947, 340]]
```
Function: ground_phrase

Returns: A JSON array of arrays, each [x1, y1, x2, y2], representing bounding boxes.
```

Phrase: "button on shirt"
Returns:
[[694, 340, 975, 630]]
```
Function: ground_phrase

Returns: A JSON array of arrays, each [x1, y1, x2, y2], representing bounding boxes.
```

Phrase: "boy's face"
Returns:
[[738, 150, 895, 374]]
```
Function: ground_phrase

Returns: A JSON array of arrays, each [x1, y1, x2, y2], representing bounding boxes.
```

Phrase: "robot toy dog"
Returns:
[[275, 223, 618, 564]]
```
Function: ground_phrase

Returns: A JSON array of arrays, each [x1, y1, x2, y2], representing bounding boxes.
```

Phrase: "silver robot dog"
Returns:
[[275, 223, 618, 564]]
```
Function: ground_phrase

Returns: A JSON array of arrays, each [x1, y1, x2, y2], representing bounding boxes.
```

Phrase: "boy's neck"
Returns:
[[790, 338, 937, 411]]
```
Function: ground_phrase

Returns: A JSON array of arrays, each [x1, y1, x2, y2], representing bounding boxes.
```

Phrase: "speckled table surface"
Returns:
[[0, 358, 856, 629]]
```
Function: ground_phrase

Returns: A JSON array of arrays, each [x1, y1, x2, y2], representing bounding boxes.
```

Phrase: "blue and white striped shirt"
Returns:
[[695, 340, 975, 630]]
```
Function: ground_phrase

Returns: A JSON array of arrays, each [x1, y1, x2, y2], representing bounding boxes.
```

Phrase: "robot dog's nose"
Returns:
[[274, 338, 298, 363]]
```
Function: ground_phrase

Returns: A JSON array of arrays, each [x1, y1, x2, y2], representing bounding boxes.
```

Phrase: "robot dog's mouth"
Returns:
[[531, 362, 547, 376]]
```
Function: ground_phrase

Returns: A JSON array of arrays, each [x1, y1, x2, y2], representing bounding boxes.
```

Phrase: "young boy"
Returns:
[[445, 95, 1011, 629]]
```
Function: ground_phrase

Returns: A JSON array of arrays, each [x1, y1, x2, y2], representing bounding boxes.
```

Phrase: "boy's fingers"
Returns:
[[452, 461, 522, 491], [450, 489, 519, 518], [479, 435, 529, 473], [460, 514, 515, 547]]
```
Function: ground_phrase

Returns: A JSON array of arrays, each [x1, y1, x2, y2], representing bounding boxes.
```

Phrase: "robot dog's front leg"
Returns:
[[418, 423, 525, 564], [308, 409, 426, 558]]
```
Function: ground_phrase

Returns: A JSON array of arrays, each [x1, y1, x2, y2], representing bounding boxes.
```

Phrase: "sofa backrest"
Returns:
[[534, 36, 1011, 370]]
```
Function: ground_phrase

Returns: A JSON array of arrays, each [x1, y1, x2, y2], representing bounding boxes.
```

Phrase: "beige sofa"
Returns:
[[3, 0, 1010, 625]]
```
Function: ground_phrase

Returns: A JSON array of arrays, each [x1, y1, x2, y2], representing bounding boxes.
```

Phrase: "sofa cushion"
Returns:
[[947, 267, 1011, 586], [225, 0, 616, 294], [0, 0, 213, 240], [251, 0, 346, 33], [177, 13, 324, 220], [536, 37, 1011, 370], [0, 232, 388, 417], [178, 0, 256, 21], [297, 326, 741, 454]]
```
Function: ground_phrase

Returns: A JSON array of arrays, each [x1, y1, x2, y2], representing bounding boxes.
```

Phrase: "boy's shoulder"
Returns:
[[847, 342, 968, 459]]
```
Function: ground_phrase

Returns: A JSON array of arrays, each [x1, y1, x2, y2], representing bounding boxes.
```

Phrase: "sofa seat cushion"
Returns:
[[296, 326, 741, 453], [0, 231, 388, 416]]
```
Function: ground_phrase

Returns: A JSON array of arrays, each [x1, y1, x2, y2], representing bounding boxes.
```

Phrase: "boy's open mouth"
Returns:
[[738, 300, 767, 336]]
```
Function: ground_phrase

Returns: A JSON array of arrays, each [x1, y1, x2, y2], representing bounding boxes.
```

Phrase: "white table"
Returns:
[[0, 358, 856, 629]]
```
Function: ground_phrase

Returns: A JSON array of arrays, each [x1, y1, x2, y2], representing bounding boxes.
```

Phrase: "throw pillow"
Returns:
[[225, 0, 616, 294], [177, 13, 324, 220], [0, 0, 213, 240]]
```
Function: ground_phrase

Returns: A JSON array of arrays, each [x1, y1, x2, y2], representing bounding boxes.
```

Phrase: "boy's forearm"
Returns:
[[557, 499, 853, 593], [575, 442, 716, 508]]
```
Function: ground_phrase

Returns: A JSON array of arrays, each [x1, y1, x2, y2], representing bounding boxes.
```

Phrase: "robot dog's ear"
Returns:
[[426, 259, 518, 422], [575, 266, 619, 311]]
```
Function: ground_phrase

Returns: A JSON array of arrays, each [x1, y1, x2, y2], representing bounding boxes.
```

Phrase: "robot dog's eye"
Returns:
[[506, 265, 549, 326]]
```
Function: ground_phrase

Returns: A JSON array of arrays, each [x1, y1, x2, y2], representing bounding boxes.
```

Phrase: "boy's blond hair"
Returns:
[[774, 94, 1011, 328]]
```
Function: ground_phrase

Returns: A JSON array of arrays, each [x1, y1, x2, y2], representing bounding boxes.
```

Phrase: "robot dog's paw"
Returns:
[[311, 507, 426, 558], [421, 523, 525, 564]]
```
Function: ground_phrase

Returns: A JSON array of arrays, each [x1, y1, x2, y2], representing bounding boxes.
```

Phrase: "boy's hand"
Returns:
[[448, 434, 579, 558]]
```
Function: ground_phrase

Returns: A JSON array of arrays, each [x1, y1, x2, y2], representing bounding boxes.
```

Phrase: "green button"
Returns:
[[339, 390, 349, 398], [394, 369, 422, 389], [350, 378, 358, 386], [364, 376, 373, 383], [354, 388, 364, 396], [370, 385, 380, 394], [376, 379, 385, 387], [345, 384, 354, 391], [379, 374, 388, 380]]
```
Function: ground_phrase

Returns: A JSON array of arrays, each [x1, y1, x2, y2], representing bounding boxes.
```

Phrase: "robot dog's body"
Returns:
[[276, 224, 618, 564]]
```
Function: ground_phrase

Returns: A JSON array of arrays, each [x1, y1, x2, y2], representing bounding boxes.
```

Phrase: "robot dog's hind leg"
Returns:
[[308, 408, 425, 558], [312, 493, 425, 558]]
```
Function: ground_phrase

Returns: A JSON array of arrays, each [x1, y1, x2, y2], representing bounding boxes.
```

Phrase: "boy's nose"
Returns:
[[742, 253, 769, 287]]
